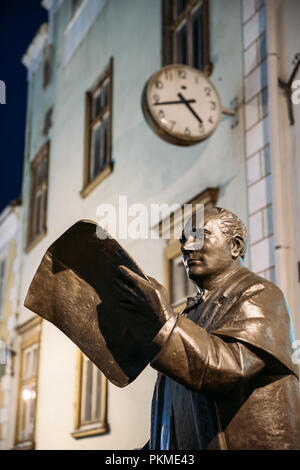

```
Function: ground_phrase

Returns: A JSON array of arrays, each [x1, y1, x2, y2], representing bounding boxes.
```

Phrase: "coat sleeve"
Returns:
[[150, 313, 266, 394]]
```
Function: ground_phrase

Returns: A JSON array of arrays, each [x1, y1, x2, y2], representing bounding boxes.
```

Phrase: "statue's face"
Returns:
[[180, 212, 235, 283]]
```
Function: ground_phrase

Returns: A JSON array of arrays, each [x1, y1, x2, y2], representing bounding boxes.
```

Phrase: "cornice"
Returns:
[[21, 23, 48, 71]]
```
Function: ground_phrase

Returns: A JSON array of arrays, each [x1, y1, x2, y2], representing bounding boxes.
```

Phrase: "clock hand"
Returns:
[[153, 99, 196, 106], [177, 93, 203, 124]]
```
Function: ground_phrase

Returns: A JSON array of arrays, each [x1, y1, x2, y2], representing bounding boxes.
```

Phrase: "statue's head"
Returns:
[[180, 207, 247, 284]]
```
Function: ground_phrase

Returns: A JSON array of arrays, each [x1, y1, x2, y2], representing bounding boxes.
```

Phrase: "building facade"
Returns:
[[0, 200, 22, 450], [1, 0, 299, 449]]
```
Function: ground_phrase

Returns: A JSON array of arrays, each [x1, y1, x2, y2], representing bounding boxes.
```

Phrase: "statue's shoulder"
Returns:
[[215, 268, 296, 377], [221, 267, 283, 304], [238, 268, 285, 302]]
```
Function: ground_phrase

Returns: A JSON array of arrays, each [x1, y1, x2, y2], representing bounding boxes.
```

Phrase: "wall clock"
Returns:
[[142, 64, 222, 146]]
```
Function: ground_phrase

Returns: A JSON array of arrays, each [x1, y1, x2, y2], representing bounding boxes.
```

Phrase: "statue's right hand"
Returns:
[[113, 266, 173, 342]]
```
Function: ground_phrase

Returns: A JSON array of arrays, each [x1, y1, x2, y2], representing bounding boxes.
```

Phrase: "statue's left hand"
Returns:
[[114, 265, 173, 341]]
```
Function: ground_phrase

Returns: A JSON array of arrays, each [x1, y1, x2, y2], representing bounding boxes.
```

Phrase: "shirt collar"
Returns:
[[185, 289, 210, 311]]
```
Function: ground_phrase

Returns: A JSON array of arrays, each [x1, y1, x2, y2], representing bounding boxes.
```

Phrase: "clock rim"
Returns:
[[141, 64, 222, 147]]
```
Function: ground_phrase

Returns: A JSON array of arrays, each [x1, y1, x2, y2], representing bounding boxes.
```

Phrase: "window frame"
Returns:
[[14, 316, 42, 450], [81, 58, 113, 198], [162, 0, 212, 75], [26, 141, 50, 253], [43, 44, 54, 89], [170, 251, 197, 308], [72, 350, 109, 439]]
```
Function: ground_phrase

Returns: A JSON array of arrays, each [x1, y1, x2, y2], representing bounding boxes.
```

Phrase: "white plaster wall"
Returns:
[[0, 206, 23, 449]]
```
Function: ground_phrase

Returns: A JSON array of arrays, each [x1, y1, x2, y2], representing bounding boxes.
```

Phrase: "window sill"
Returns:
[[13, 439, 35, 450], [71, 422, 109, 439], [25, 230, 47, 254], [80, 162, 113, 199]]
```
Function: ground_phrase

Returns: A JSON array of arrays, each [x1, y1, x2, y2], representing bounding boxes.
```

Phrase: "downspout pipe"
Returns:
[[265, 0, 296, 323]]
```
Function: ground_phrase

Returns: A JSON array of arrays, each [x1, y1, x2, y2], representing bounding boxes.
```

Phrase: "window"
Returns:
[[0, 257, 7, 320], [171, 254, 197, 308], [161, 188, 219, 313], [72, 352, 108, 438], [162, 0, 212, 75], [27, 142, 49, 251], [42, 107, 53, 137], [81, 59, 113, 198], [15, 317, 42, 450], [164, 242, 197, 313], [43, 44, 54, 89]]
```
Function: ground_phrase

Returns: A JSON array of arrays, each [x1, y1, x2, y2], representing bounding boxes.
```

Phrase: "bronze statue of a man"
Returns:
[[116, 207, 300, 450]]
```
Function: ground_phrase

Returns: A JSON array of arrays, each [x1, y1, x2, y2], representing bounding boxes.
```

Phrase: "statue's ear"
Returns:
[[231, 235, 244, 259]]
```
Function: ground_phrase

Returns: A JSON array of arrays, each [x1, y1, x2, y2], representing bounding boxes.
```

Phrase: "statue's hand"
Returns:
[[114, 265, 173, 341]]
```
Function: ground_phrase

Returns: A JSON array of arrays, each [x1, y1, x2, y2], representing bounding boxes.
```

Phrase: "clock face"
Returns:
[[142, 64, 222, 146]]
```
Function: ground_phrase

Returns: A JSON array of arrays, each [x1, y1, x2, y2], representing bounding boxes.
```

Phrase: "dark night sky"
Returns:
[[0, 0, 47, 213]]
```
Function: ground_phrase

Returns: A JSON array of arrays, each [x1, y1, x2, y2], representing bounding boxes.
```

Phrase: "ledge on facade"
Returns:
[[41, 0, 63, 13], [152, 187, 220, 239], [41, 0, 55, 10], [21, 23, 49, 71], [63, 0, 108, 65], [13, 439, 35, 450], [0, 199, 22, 237], [8, 197, 22, 208], [71, 422, 109, 439], [0, 198, 22, 231], [16, 315, 42, 335]]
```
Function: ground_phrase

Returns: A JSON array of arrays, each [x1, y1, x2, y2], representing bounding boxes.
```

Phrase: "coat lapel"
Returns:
[[184, 268, 253, 332]]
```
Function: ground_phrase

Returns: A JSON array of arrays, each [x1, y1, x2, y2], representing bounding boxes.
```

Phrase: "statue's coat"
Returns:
[[150, 267, 300, 450]]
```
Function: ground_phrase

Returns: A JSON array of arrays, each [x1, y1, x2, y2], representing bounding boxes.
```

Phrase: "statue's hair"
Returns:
[[211, 207, 248, 259]]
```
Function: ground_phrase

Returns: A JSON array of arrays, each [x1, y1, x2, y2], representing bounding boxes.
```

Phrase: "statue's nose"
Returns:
[[182, 240, 194, 252], [182, 238, 204, 252]]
